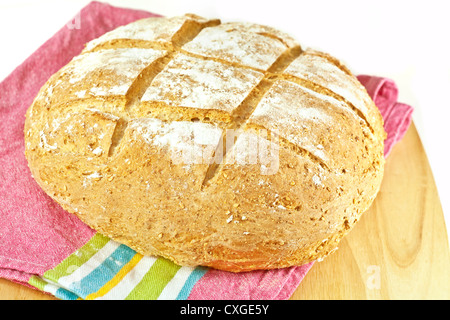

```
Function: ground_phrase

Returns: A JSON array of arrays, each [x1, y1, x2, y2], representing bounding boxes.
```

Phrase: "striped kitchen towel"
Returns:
[[27, 233, 208, 300], [26, 232, 313, 300], [0, 1, 413, 300]]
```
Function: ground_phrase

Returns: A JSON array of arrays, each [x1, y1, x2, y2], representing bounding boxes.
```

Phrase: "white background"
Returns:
[[0, 0, 448, 239]]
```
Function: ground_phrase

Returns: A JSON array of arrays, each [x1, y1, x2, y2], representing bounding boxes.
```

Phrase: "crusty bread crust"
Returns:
[[24, 14, 385, 272]]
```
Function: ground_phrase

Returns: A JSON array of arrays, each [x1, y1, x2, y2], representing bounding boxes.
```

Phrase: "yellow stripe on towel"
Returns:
[[85, 253, 144, 300]]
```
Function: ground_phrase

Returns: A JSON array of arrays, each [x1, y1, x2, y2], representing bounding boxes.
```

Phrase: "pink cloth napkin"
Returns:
[[357, 75, 413, 157], [0, 1, 413, 299]]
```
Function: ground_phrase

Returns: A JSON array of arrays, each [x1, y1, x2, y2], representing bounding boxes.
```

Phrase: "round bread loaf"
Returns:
[[24, 14, 386, 272]]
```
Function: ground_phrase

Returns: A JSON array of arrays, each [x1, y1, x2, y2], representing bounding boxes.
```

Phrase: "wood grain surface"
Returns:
[[291, 122, 450, 299], [0, 122, 448, 300]]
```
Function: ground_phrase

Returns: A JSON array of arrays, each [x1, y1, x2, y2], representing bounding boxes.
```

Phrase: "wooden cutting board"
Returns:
[[0, 122, 448, 300], [290, 122, 450, 299]]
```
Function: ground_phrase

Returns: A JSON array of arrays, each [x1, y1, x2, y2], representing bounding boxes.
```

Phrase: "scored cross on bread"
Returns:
[[24, 14, 385, 272]]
